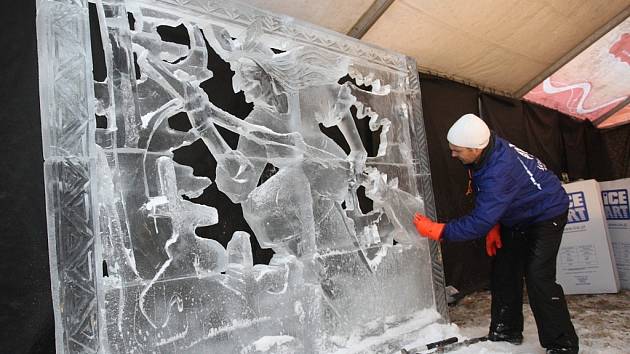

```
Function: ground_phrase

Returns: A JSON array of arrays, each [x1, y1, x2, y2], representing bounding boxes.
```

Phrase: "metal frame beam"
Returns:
[[593, 98, 630, 128], [346, 0, 395, 39]]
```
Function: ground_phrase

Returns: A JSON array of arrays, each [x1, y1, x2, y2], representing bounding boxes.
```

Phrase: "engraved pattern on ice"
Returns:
[[37, 0, 445, 352]]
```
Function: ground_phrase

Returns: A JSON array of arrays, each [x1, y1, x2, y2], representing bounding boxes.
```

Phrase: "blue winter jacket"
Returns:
[[442, 134, 569, 241]]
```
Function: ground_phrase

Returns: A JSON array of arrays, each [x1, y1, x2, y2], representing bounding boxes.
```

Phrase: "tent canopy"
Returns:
[[248, 0, 630, 128]]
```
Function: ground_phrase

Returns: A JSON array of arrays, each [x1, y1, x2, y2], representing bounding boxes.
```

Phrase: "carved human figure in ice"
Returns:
[[123, 23, 309, 339], [205, 23, 372, 257], [138, 22, 392, 262]]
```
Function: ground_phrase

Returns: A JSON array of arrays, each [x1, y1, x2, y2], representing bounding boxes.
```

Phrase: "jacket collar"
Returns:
[[467, 132, 496, 171]]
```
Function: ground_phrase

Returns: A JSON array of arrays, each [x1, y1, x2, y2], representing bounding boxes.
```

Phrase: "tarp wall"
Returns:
[[0, 1, 54, 353]]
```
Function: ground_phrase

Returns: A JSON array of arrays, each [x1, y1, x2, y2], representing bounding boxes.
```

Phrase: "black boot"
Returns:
[[487, 330, 523, 345]]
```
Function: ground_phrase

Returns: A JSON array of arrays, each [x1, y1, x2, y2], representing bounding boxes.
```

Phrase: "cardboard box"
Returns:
[[599, 178, 630, 290], [558, 179, 619, 294]]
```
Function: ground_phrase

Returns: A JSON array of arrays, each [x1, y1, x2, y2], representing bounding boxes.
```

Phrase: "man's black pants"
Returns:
[[490, 211, 579, 351]]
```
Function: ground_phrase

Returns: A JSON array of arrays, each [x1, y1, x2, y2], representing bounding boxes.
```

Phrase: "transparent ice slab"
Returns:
[[36, 0, 447, 352]]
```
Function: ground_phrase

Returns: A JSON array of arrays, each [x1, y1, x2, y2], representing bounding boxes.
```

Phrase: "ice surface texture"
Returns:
[[37, 0, 446, 352]]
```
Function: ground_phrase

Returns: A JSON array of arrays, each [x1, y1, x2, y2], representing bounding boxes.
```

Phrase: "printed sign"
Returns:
[[567, 191, 589, 223], [558, 180, 620, 294], [600, 178, 630, 290], [602, 189, 630, 220]]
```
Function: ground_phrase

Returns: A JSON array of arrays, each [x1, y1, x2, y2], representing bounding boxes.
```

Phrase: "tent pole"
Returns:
[[347, 0, 395, 39], [593, 99, 630, 128]]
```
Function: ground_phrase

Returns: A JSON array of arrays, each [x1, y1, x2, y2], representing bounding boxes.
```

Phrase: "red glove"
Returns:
[[414, 213, 445, 241], [485, 224, 502, 256]]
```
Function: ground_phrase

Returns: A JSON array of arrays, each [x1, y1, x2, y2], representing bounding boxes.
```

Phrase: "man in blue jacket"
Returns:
[[414, 114, 579, 354]]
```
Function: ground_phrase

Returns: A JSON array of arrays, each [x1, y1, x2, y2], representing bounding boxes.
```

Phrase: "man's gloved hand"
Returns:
[[413, 213, 445, 241], [485, 224, 502, 256]]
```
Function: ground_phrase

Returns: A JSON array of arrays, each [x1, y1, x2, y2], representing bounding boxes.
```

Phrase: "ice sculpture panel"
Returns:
[[37, 0, 446, 352]]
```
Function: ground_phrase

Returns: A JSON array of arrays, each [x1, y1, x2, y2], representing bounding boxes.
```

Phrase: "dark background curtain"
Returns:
[[2, 1, 630, 353], [1, 1, 56, 353]]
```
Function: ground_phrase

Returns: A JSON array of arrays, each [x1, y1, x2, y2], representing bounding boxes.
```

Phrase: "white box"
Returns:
[[599, 178, 630, 290], [558, 179, 619, 294]]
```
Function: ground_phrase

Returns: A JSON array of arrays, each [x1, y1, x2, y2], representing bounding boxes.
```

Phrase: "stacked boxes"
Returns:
[[599, 178, 630, 290], [558, 179, 619, 294]]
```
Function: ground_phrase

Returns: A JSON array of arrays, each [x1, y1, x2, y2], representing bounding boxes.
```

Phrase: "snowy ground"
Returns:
[[420, 289, 630, 354], [260, 290, 629, 353]]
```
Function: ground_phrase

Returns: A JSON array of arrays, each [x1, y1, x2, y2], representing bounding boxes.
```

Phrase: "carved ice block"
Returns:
[[36, 0, 447, 352]]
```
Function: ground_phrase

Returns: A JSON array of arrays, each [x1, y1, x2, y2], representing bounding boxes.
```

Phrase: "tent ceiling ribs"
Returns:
[[515, 6, 630, 98], [347, 0, 395, 39]]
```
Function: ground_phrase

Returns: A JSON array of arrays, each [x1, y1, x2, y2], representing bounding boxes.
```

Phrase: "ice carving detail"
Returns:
[[37, 0, 444, 352]]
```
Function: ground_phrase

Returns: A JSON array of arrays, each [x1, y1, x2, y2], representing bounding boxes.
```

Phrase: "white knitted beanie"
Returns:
[[447, 113, 490, 149]]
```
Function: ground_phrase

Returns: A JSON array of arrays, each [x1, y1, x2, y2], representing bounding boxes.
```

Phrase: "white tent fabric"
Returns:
[[362, 1, 629, 94], [524, 17, 630, 128], [247, 0, 630, 127]]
